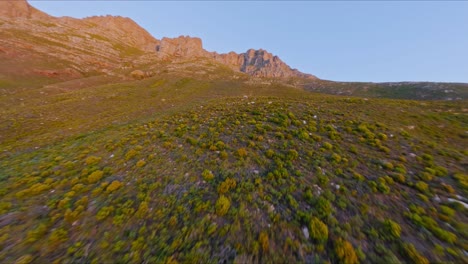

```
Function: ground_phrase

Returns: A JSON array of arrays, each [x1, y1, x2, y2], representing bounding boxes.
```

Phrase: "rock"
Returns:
[[130, 70, 153, 79], [302, 227, 310, 239], [130, 70, 145, 80], [447, 198, 468, 209], [155, 36, 207, 59]]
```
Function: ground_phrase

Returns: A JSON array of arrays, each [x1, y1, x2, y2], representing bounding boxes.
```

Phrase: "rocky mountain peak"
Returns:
[[0, 0, 49, 19], [214, 48, 315, 79]]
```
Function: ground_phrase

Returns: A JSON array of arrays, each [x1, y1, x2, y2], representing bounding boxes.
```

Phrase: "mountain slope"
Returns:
[[1, 95, 467, 263]]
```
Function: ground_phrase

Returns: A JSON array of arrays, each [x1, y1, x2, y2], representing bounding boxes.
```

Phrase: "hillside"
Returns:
[[0, 1, 467, 264]]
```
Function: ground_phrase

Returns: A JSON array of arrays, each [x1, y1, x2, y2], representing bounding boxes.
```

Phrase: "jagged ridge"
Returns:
[[154, 36, 315, 78]]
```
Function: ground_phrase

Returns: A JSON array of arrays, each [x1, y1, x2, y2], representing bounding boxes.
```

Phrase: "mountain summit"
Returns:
[[0, 0, 48, 19]]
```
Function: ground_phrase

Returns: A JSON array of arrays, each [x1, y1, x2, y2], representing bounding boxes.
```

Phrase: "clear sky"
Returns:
[[29, 1, 468, 83]]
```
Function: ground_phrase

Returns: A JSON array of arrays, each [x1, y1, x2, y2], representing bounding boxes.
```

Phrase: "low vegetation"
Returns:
[[0, 93, 466, 263]]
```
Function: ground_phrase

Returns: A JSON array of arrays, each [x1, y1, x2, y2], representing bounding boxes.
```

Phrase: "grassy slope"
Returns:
[[0, 74, 467, 263], [303, 80, 468, 100]]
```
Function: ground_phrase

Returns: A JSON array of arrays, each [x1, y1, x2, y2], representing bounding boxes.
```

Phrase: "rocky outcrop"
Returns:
[[0, 0, 49, 19], [155, 36, 208, 59], [211, 48, 314, 78]]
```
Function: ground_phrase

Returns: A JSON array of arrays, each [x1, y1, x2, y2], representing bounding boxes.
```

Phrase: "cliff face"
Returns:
[[155, 36, 208, 59]]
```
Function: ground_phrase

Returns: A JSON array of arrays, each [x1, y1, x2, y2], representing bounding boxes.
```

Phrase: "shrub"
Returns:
[[265, 149, 275, 158], [29, 183, 49, 195], [237, 148, 248, 158], [392, 173, 406, 183], [322, 142, 333, 150], [218, 178, 236, 194], [88, 170, 104, 184], [135, 201, 149, 219], [286, 149, 299, 161], [453, 173, 468, 189], [309, 217, 328, 243], [377, 133, 388, 141], [334, 238, 358, 264], [382, 219, 401, 240], [220, 151, 228, 159], [377, 182, 390, 194], [85, 156, 101, 165], [106, 181, 123, 192], [415, 181, 429, 193], [402, 243, 429, 264], [125, 149, 139, 160], [330, 153, 342, 163], [259, 231, 269, 252], [26, 224, 48, 243], [215, 195, 230, 216], [382, 161, 394, 170], [439, 205, 455, 218], [315, 196, 333, 219], [14, 255, 34, 264], [353, 172, 364, 181], [202, 169, 214, 181], [96, 206, 114, 220], [432, 227, 457, 243], [136, 159, 146, 167]]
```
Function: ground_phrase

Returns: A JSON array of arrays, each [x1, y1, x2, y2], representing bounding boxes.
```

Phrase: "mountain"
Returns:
[[1, 0, 466, 100], [0, 2, 467, 264], [0, 0, 314, 81]]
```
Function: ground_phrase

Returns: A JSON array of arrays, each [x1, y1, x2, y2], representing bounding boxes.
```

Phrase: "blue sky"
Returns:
[[30, 1, 468, 83]]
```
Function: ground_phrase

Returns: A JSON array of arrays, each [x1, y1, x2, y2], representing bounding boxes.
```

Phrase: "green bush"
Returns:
[[217, 178, 236, 194], [237, 148, 248, 158], [402, 243, 429, 264], [85, 156, 101, 165], [259, 231, 269, 252], [88, 170, 104, 184], [309, 217, 328, 243], [106, 181, 122, 192], [322, 142, 333, 150], [136, 159, 146, 167], [439, 205, 455, 218], [381, 219, 401, 240], [202, 169, 214, 181], [415, 181, 429, 193], [315, 196, 333, 219], [215, 195, 231, 216], [334, 238, 358, 264]]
